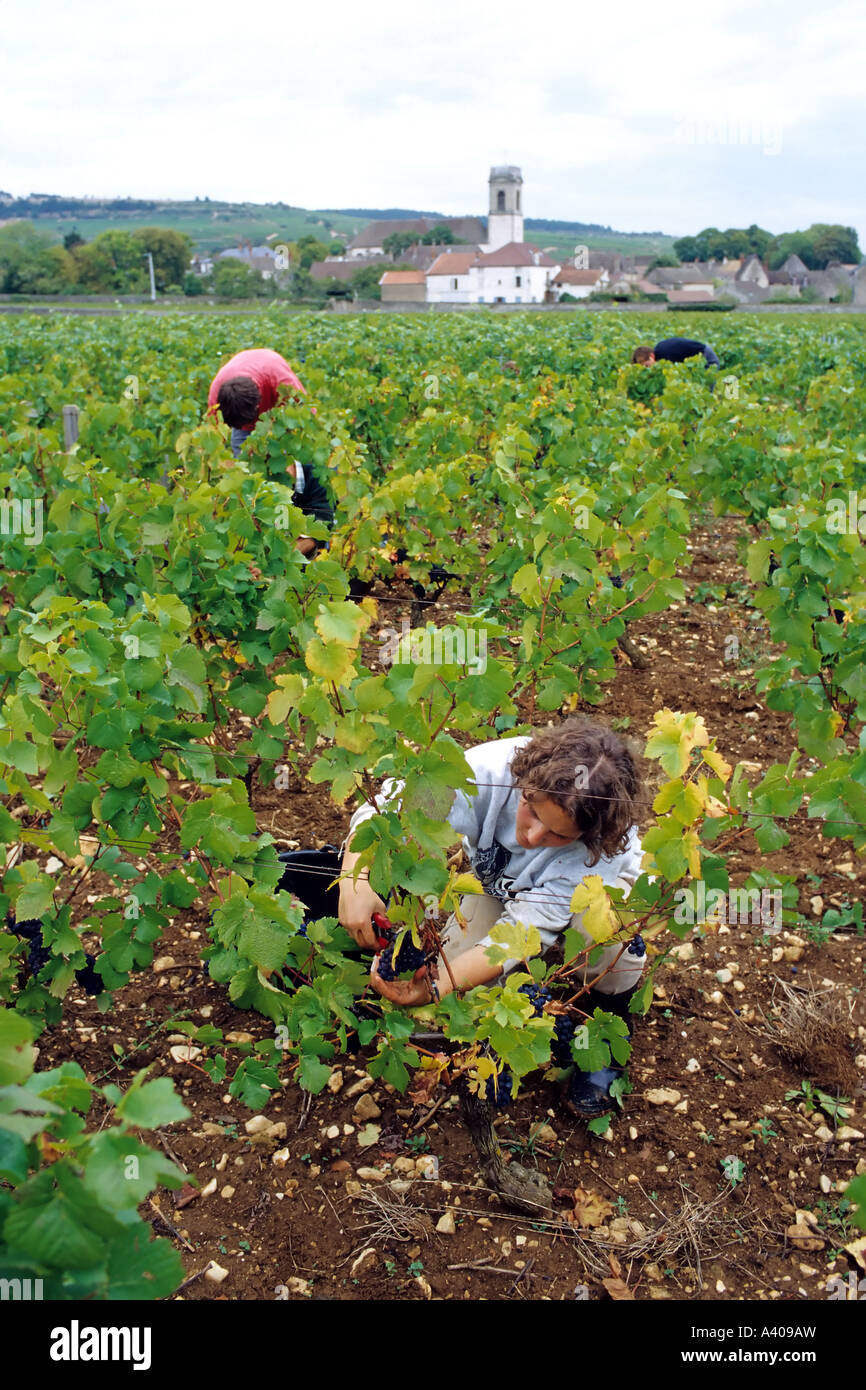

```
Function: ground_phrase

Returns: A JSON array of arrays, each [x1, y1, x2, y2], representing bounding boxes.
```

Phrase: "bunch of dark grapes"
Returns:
[[28, 936, 51, 975], [74, 954, 104, 996], [611, 574, 624, 590], [484, 1067, 514, 1107], [627, 933, 646, 957], [376, 931, 427, 982], [517, 982, 552, 1017], [7, 915, 43, 942], [551, 1015, 578, 1067], [6, 916, 49, 975], [6, 915, 103, 993]]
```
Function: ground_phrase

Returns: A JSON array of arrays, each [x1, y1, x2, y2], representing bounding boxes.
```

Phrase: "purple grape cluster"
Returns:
[[75, 954, 104, 995], [376, 931, 427, 982], [6, 914, 104, 994], [7, 914, 42, 941], [627, 933, 646, 957], [517, 982, 552, 1017], [6, 915, 49, 974], [552, 1015, 578, 1067], [611, 574, 624, 589], [484, 1067, 514, 1107], [28, 936, 51, 975]]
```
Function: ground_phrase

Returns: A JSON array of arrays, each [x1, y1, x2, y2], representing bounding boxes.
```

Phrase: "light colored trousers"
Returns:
[[438, 882, 646, 996]]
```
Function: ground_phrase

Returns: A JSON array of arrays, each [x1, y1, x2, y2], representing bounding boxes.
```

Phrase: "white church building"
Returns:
[[420, 167, 561, 304], [377, 167, 603, 305]]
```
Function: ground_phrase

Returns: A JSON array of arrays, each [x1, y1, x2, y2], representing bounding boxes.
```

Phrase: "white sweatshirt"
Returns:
[[347, 736, 644, 954]]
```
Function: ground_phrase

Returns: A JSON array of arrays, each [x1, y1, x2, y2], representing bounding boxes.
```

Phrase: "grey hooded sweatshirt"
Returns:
[[347, 736, 644, 954]]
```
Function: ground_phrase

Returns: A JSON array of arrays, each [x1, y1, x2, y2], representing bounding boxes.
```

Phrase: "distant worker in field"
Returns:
[[207, 347, 333, 555], [631, 337, 720, 368]]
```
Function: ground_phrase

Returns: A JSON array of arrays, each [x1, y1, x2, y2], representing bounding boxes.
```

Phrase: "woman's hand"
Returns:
[[369, 958, 434, 1008], [338, 875, 385, 949]]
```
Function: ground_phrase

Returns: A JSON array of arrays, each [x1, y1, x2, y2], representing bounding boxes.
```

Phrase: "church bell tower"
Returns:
[[486, 166, 524, 251]]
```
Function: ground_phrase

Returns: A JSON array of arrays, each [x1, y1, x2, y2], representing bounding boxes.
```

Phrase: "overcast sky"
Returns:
[[2, 0, 864, 240]]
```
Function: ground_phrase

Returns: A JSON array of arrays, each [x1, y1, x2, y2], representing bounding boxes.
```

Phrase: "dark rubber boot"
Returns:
[[564, 987, 637, 1120]]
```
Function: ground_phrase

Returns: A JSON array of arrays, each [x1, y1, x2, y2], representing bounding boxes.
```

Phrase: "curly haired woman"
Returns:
[[334, 717, 650, 1116]]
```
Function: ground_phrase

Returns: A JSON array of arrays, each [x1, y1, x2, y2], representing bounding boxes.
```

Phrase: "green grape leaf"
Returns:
[[114, 1074, 190, 1128]]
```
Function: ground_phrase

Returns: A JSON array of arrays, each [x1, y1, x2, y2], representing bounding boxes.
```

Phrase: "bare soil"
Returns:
[[33, 517, 866, 1302]]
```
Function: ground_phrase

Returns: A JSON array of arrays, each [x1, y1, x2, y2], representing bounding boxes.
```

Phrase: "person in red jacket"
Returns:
[[207, 348, 333, 556]]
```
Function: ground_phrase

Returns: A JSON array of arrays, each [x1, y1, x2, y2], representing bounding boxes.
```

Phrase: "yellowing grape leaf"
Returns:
[[653, 779, 683, 814], [305, 638, 355, 685], [486, 919, 543, 964], [684, 830, 702, 879], [314, 601, 369, 648], [452, 872, 484, 897], [512, 563, 542, 606], [653, 778, 705, 824], [334, 714, 376, 754], [702, 746, 732, 781], [266, 673, 306, 726], [646, 709, 709, 778], [570, 876, 617, 944]]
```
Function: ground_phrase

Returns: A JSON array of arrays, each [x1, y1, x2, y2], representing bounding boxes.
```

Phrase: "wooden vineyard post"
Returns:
[[62, 405, 79, 452]]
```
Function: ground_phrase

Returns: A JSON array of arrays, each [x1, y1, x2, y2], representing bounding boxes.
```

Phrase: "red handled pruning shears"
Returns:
[[372, 911, 394, 951]]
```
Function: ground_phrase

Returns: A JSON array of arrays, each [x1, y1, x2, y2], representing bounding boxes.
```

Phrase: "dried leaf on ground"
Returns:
[[566, 1188, 615, 1229], [602, 1276, 634, 1300]]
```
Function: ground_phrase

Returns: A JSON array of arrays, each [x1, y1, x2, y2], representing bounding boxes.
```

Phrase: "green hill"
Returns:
[[6, 196, 676, 259]]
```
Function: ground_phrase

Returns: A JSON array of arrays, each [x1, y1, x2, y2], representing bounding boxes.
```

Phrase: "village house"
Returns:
[[379, 270, 427, 305], [426, 251, 477, 304], [778, 253, 810, 287], [614, 255, 654, 284], [646, 264, 716, 297], [667, 288, 715, 305], [216, 244, 277, 279], [311, 256, 387, 287], [550, 265, 609, 300], [588, 250, 624, 275], [346, 215, 486, 258], [735, 254, 770, 288], [474, 242, 559, 303], [708, 257, 744, 280], [423, 242, 559, 305], [633, 278, 666, 297]]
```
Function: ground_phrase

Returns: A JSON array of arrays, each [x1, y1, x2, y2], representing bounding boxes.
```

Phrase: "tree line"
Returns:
[[0, 223, 390, 301], [673, 223, 860, 269], [0, 224, 194, 295]]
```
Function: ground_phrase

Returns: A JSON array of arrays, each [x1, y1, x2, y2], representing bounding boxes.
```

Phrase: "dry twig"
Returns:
[[567, 1179, 768, 1291], [352, 1187, 434, 1245], [296, 1088, 314, 1132], [757, 977, 857, 1088]]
